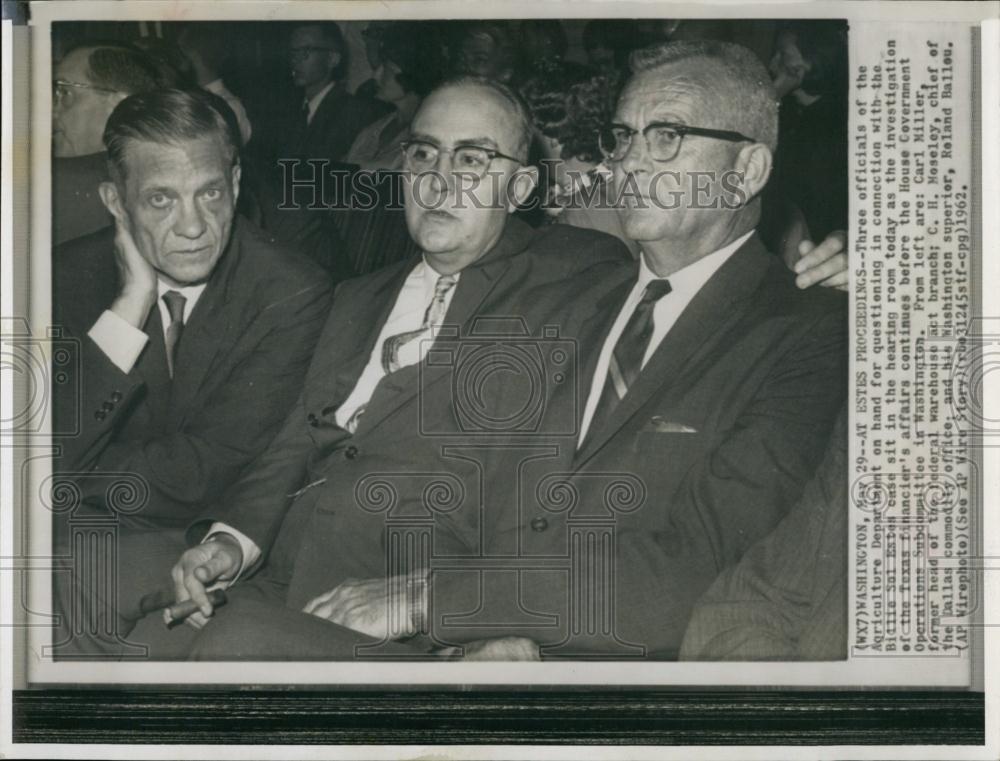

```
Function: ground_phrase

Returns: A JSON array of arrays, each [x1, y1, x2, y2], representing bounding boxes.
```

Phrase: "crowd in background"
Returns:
[[52, 18, 848, 281]]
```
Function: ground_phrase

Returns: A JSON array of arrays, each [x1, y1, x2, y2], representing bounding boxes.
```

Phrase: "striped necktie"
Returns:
[[584, 278, 672, 444], [162, 290, 187, 379], [381, 273, 457, 374]]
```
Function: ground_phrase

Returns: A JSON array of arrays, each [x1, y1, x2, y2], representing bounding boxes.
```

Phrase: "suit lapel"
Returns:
[[573, 235, 773, 467], [168, 224, 247, 418], [311, 256, 421, 414], [353, 219, 533, 436]]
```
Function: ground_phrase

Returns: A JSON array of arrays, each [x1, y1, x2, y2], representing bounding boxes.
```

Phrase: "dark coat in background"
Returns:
[[679, 404, 848, 661], [254, 84, 391, 275]]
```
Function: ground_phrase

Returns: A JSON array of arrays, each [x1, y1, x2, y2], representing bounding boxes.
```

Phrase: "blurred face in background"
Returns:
[[289, 26, 340, 95], [458, 32, 512, 82], [769, 31, 808, 98], [375, 60, 407, 104], [53, 48, 125, 158]]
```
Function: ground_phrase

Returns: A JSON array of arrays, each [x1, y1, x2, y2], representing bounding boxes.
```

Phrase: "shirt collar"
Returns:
[[157, 278, 208, 303], [203, 78, 225, 95], [305, 81, 337, 117], [637, 230, 754, 296], [417, 256, 461, 292]]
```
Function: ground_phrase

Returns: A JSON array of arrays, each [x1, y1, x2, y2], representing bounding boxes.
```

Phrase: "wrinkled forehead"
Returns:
[[412, 84, 520, 153], [616, 63, 713, 125], [118, 135, 233, 188]]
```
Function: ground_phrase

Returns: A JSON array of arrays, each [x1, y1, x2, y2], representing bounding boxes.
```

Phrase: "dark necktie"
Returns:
[[584, 278, 672, 444], [162, 290, 187, 379], [381, 273, 458, 374]]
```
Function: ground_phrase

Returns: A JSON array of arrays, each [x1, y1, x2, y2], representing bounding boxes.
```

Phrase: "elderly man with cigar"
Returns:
[[51, 89, 332, 656]]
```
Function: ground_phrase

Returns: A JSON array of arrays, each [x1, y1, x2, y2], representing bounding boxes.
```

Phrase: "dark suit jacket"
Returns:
[[679, 404, 848, 661], [191, 219, 632, 592], [52, 217, 333, 527], [258, 84, 390, 269], [425, 233, 848, 657]]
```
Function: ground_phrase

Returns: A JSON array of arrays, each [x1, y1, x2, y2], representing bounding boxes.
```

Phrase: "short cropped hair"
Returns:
[[436, 75, 534, 162], [103, 88, 240, 183], [629, 40, 779, 152], [291, 22, 348, 81], [66, 43, 161, 95]]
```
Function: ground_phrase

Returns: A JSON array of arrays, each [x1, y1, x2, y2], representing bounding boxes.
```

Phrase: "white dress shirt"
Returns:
[[87, 280, 208, 375], [204, 78, 252, 146], [336, 258, 460, 431], [304, 81, 336, 126], [577, 231, 753, 445], [215, 257, 459, 581]]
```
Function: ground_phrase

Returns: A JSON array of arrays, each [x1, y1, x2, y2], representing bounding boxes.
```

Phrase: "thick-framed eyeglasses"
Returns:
[[598, 121, 757, 163], [400, 140, 522, 179], [52, 79, 119, 105], [289, 46, 334, 60]]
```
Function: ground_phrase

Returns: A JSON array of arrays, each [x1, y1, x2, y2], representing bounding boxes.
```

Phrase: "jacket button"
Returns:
[[94, 410, 106, 421], [102, 401, 114, 411], [530, 517, 548, 532], [344, 445, 359, 459], [307, 413, 319, 427], [110, 391, 123, 402]]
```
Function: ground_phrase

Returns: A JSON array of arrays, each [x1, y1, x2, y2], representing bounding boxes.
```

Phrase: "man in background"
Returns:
[[52, 42, 160, 245], [256, 22, 389, 269]]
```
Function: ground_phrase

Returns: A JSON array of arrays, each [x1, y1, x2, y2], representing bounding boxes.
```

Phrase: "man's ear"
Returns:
[[788, 62, 809, 91], [506, 165, 540, 213], [731, 143, 773, 205], [327, 51, 342, 75], [98, 181, 127, 223], [230, 162, 242, 205]]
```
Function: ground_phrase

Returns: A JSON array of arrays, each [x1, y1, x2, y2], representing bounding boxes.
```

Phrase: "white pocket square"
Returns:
[[647, 416, 698, 433]]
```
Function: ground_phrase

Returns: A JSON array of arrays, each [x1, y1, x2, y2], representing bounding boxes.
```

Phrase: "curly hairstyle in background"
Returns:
[[518, 60, 622, 163]]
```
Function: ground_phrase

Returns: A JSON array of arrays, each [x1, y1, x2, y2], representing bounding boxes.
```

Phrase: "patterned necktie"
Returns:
[[381, 273, 458, 374], [585, 278, 672, 444], [162, 290, 187, 379]]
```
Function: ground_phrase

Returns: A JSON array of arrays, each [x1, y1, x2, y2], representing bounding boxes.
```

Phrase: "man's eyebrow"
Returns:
[[408, 133, 501, 150], [456, 136, 500, 149]]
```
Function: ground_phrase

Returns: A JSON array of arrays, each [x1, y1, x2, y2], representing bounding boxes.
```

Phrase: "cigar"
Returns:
[[138, 587, 227, 622]]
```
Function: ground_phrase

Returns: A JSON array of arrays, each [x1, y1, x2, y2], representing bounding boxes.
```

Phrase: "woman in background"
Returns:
[[519, 60, 639, 257], [345, 22, 446, 171]]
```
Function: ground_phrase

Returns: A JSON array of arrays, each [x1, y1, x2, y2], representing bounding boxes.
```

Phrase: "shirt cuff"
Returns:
[[202, 522, 262, 585], [87, 309, 149, 374]]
